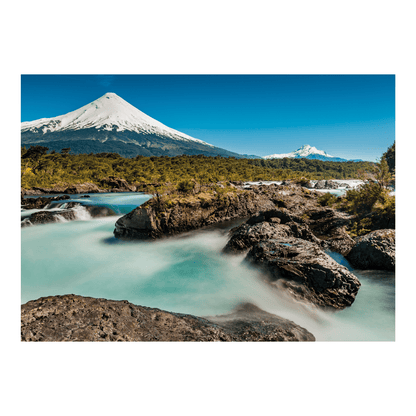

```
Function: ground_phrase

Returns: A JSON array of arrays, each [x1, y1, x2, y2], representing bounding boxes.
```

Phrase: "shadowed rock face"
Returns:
[[346, 229, 395, 271], [100, 177, 136, 192], [245, 238, 361, 309], [21, 295, 315, 342], [114, 191, 276, 240], [21, 195, 71, 210], [24, 209, 77, 226]]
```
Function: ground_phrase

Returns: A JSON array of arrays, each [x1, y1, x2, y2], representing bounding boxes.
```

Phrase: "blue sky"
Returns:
[[21, 75, 395, 161]]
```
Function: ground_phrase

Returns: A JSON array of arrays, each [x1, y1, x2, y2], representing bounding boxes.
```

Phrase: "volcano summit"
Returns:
[[21, 93, 245, 158]]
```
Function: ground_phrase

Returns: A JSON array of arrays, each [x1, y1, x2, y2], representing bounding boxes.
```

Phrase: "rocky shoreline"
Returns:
[[21, 179, 395, 340], [114, 186, 276, 239], [21, 295, 315, 342], [112, 180, 394, 311], [21, 176, 139, 196]]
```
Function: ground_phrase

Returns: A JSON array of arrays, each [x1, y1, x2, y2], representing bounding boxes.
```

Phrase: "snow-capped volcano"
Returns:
[[21, 93, 246, 158], [264, 145, 333, 159], [263, 145, 361, 162], [22, 92, 209, 145]]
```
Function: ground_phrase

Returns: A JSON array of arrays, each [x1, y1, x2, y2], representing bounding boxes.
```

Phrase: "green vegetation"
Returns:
[[340, 156, 395, 236], [317, 192, 338, 207], [21, 143, 395, 237], [249, 157, 374, 180], [177, 180, 195, 194], [382, 141, 395, 175], [21, 145, 375, 189]]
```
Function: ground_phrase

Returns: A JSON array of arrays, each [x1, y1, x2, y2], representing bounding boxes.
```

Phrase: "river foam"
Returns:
[[21, 209, 395, 341]]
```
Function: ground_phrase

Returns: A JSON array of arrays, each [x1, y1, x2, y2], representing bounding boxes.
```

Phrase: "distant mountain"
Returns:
[[264, 145, 363, 162], [21, 93, 252, 158]]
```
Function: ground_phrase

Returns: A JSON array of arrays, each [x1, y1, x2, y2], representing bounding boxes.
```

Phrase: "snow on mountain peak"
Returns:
[[264, 144, 334, 159], [21, 93, 211, 146]]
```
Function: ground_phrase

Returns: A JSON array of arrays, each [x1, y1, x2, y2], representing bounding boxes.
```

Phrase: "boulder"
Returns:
[[346, 229, 395, 271], [223, 222, 293, 253], [21, 295, 315, 342], [22, 195, 71, 210], [64, 183, 102, 194], [223, 210, 322, 254], [307, 208, 356, 256], [245, 238, 361, 309], [314, 180, 339, 190], [206, 303, 315, 341], [100, 177, 135, 192], [246, 209, 305, 226], [27, 209, 76, 226], [21, 218, 33, 228], [114, 191, 276, 240], [84, 206, 116, 218], [21, 189, 43, 196], [314, 180, 326, 189]]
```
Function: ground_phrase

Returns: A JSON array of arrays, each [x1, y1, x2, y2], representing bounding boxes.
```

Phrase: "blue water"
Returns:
[[21, 192, 395, 341], [23, 192, 151, 215]]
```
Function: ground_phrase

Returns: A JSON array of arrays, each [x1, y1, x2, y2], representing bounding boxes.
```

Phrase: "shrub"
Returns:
[[177, 180, 195, 194], [293, 177, 310, 187], [348, 217, 373, 237], [318, 192, 338, 207], [374, 192, 395, 219], [343, 182, 384, 214]]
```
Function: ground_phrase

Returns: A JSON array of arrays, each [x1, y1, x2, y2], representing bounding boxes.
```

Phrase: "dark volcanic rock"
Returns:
[[21, 188, 43, 196], [22, 185, 77, 195], [206, 303, 315, 341], [246, 208, 305, 226], [22, 195, 70, 210], [21, 295, 315, 342], [307, 208, 356, 256], [223, 210, 322, 254], [313, 180, 339, 189], [100, 177, 136, 192], [113, 183, 330, 240], [114, 191, 276, 240], [346, 229, 395, 271], [84, 206, 116, 218], [245, 238, 361, 309], [28, 209, 77, 225], [64, 183, 102, 194], [21, 218, 34, 228], [224, 222, 293, 253]]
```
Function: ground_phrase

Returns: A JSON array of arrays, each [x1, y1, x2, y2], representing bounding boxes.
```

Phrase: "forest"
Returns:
[[21, 145, 377, 189]]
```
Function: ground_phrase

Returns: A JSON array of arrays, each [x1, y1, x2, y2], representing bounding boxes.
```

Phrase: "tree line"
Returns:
[[20, 145, 384, 189]]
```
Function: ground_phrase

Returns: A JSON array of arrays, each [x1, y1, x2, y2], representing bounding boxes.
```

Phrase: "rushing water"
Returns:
[[21, 192, 395, 341], [22, 192, 151, 216]]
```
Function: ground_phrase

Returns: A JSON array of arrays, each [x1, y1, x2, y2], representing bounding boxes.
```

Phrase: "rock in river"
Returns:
[[24, 209, 77, 226], [245, 237, 361, 309], [21, 295, 315, 342], [346, 229, 395, 271], [114, 190, 276, 240], [223, 209, 322, 254]]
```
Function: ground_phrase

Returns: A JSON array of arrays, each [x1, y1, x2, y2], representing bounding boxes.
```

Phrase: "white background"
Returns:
[[2, 1, 414, 415]]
